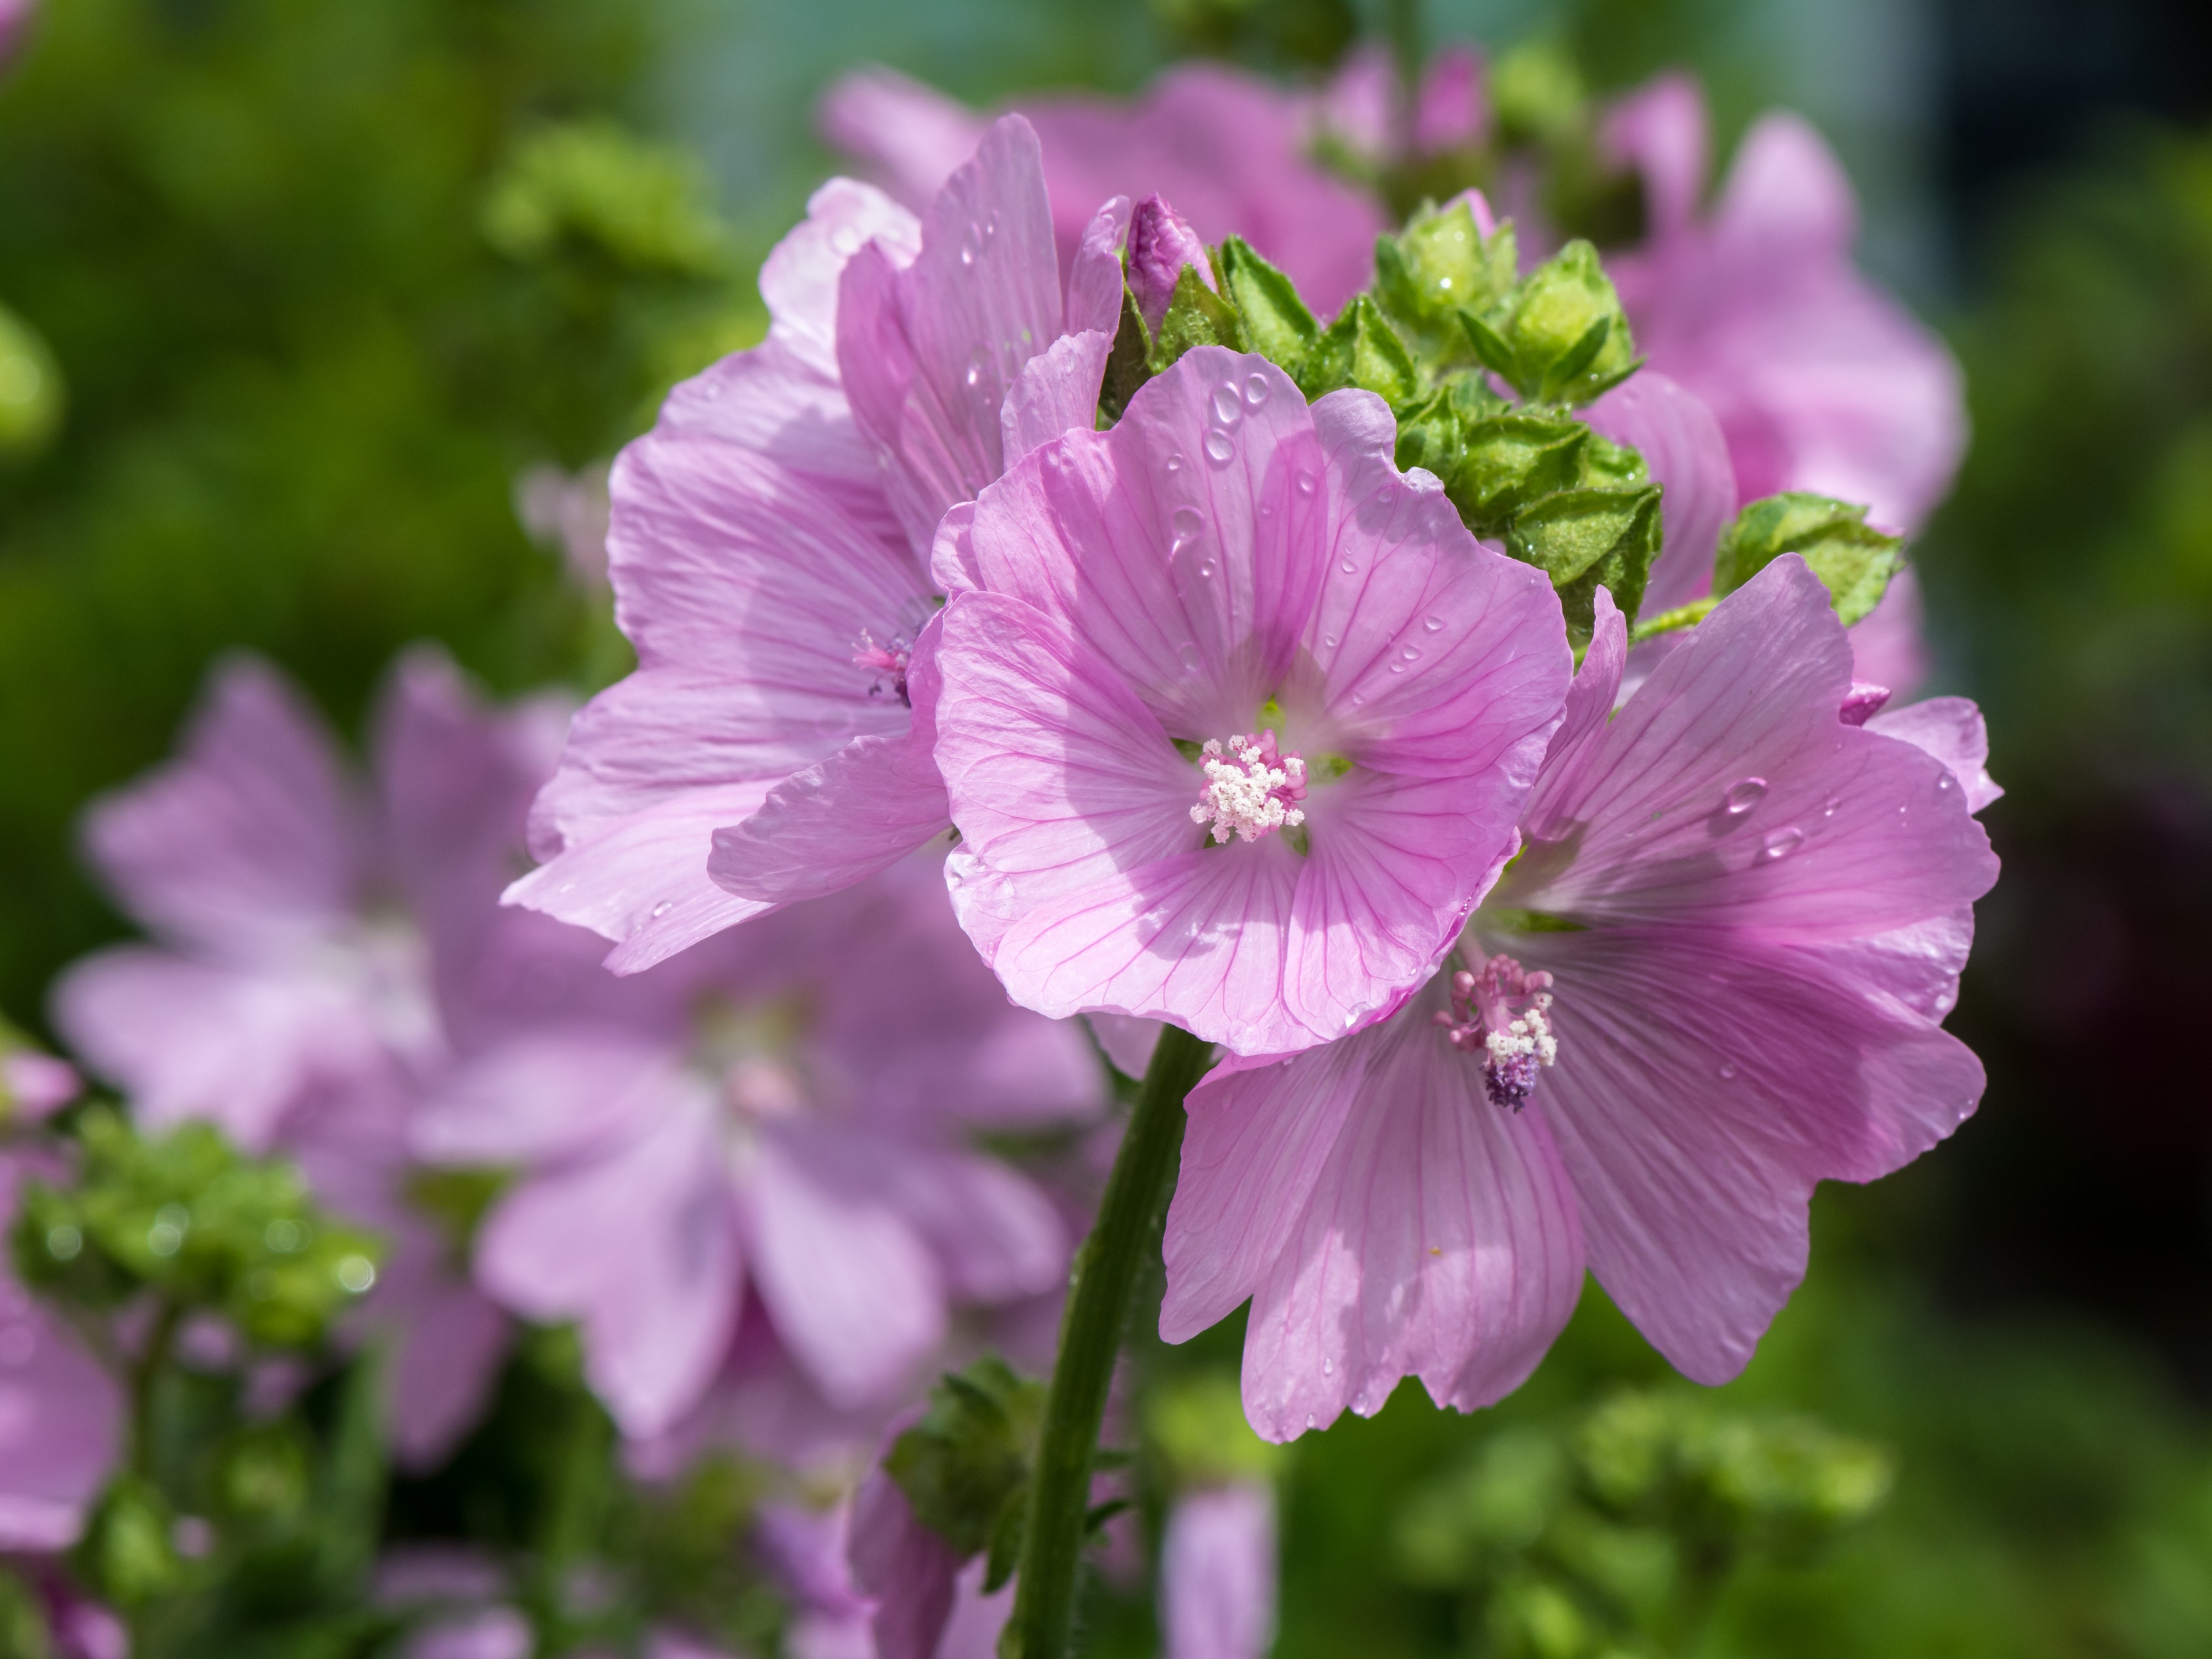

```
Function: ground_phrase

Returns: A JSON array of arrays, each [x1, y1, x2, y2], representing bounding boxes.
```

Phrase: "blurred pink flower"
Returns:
[[1161, 1483, 1276, 1659], [417, 853, 1104, 1441], [822, 64, 1386, 317], [1162, 560, 1999, 1439], [1601, 77, 1966, 539], [511, 117, 1129, 974], [53, 649, 566, 1465], [932, 347, 1571, 1055], [0, 1151, 122, 1553], [0, 0, 33, 65]]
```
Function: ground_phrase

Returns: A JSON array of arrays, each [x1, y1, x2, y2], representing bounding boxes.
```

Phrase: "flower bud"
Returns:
[[1128, 193, 1215, 336]]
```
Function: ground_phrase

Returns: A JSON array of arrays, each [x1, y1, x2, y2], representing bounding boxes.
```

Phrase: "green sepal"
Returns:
[[1712, 492, 1904, 625], [1215, 236, 1318, 381], [1371, 201, 1517, 371], [1392, 372, 1511, 483], [1146, 264, 1244, 375], [1097, 287, 1154, 423], [1302, 294, 1420, 404], [1444, 414, 1593, 537], [884, 1355, 1045, 1561], [1475, 239, 1638, 406], [1506, 484, 1664, 634]]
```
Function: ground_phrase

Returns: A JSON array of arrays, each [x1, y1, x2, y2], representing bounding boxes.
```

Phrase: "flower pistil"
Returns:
[[1436, 950, 1558, 1111], [1190, 731, 1307, 845]]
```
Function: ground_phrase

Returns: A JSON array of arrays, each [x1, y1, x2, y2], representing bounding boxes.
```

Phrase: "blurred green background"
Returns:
[[4, 0, 2212, 1651]]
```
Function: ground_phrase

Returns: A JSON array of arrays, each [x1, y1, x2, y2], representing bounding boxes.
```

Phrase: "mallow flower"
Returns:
[[1161, 559, 1999, 1439], [822, 63, 1386, 316], [509, 115, 1129, 972], [416, 852, 1105, 1442], [53, 651, 558, 1465], [931, 347, 1572, 1055]]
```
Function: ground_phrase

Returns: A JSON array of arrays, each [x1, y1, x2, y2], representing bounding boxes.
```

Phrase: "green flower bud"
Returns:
[[883, 1355, 1044, 1589], [73, 1478, 183, 1610], [1712, 492, 1905, 625], [1302, 293, 1420, 405], [1490, 41, 1588, 149], [1466, 241, 1639, 406], [1373, 200, 1518, 372]]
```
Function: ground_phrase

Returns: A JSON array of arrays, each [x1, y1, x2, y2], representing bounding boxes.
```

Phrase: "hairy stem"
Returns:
[[1005, 1023, 1212, 1659]]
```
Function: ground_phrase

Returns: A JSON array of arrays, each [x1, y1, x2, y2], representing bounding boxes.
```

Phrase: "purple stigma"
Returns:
[[1434, 950, 1558, 1113], [853, 630, 912, 707]]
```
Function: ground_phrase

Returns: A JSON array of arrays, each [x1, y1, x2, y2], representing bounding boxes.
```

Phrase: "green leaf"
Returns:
[[1444, 414, 1592, 537], [1303, 294, 1420, 404], [1097, 287, 1153, 423], [1147, 263, 1244, 375], [1712, 492, 1905, 625], [1215, 236, 1318, 381], [883, 1355, 1045, 1559], [1506, 484, 1663, 634]]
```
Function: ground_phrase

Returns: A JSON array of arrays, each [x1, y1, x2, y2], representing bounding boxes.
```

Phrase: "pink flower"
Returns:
[[1313, 41, 1491, 168], [1160, 1483, 1277, 1659], [845, 1472, 1012, 1659], [1161, 559, 1999, 1439], [510, 116, 1128, 973], [931, 347, 1571, 1055], [53, 650, 559, 1465], [822, 64, 1387, 316], [0, 1151, 122, 1553], [416, 852, 1104, 1441], [1601, 77, 1966, 538], [1127, 194, 1215, 335]]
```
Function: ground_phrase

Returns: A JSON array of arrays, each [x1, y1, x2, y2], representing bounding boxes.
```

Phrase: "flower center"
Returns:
[[1190, 730, 1307, 844], [1434, 951, 1558, 1112], [853, 630, 912, 707]]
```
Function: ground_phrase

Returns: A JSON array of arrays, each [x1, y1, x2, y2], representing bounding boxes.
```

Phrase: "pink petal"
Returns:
[[83, 655, 363, 955], [413, 1034, 674, 1165], [740, 1126, 946, 1407], [0, 1265, 121, 1551], [759, 178, 922, 378], [476, 1081, 740, 1438], [1500, 557, 1998, 941], [1515, 924, 1984, 1382], [837, 114, 1067, 554], [1864, 695, 2002, 813], [1160, 1485, 1277, 1659], [505, 781, 778, 974], [1168, 990, 1584, 1440], [1413, 44, 1489, 154], [1584, 371, 1736, 612], [860, 1140, 1068, 1302], [1065, 193, 1132, 338], [1522, 589, 1628, 845], [1000, 328, 1116, 467], [373, 1229, 512, 1470], [51, 948, 388, 1150], [848, 1468, 961, 1659], [707, 616, 951, 905]]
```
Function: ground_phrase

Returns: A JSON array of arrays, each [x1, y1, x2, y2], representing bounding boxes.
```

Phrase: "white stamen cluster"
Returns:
[[1484, 998, 1558, 1070], [1190, 733, 1307, 844]]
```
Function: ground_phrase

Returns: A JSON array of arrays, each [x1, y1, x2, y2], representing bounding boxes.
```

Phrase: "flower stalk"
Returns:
[[1005, 1022, 1213, 1659]]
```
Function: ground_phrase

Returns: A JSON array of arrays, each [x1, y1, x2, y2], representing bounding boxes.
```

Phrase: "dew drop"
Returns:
[[1322, 1358, 1333, 1375], [1211, 384, 1244, 426], [1422, 615, 1445, 632], [959, 242, 977, 268], [1203, 430, 1235, 465], [1390, 662, 1406, 674], [1171, 504, 1203, 538], [1722, 776, 1768, 816], [1165, 453, 1186, 473], [1339, 558, 1358, 575], [1936, 774, 1955, 791], [1177, 641, 1201, 671], [1295, 472, 1316, 496], [1399, 645, 1422, 662], [1322, 634, 1339, 648], [1822, 797, 1840, 819], [1719, 1062, 1739, 1080], [1306, 1414, 1317, 1430], [651, 900, 674, 919], [1244, 372, 1271, 408], [1757, 826, 1804, 862], [1197, 558, 1216, 578], [1934, 992, 1955, 1013]]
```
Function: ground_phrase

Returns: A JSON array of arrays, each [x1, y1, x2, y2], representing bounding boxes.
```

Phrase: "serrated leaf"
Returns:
[[883, 1355, 1045, 1558], [1303, 294, 1419, 403], [1215, 236, 1317, 381], [1506, 483, 1663, 633], [1444, 414, 1592, 536], [1713, 492, 1903, 625], [1147, 263, 1244, 374]]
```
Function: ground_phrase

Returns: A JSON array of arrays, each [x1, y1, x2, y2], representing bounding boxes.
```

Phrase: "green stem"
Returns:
[[128, 1298, 182, 1479], [1006, 1024, 1213, 1659], [1387, 0, 1425, 152]]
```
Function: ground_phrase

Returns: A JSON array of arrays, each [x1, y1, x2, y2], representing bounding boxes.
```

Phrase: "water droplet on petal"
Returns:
[[1211, 384, 1243, 426], [1322, 634, 1339, 648], [1723, 776, 1768, 816], [1321, 1358, 1332, 1375], [1171, 505, 1203, 538], [1306, 1414, 1316, 1430], [1295, 472, 1316, 496], [1165, 453, 1185, 473], [1399, 645, 1421, 662], [1936, 774, 1955, 791], [1177, 641, 1201, 671], [1244, 372, 1271, 408], [1822, 797, 1840, 818], [1422, 615, 1445, 632], [651, 900, 674, 919], [1934, 992, 1955, 1013], [1719, 1062, 1739, 1080], [1203, 431, 1235, 465], [1390, 662, 1406, 674], [1197, 558, 1215, 578], [1757, 826, 1804, 862], [1338, 558, 1358, 575]]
